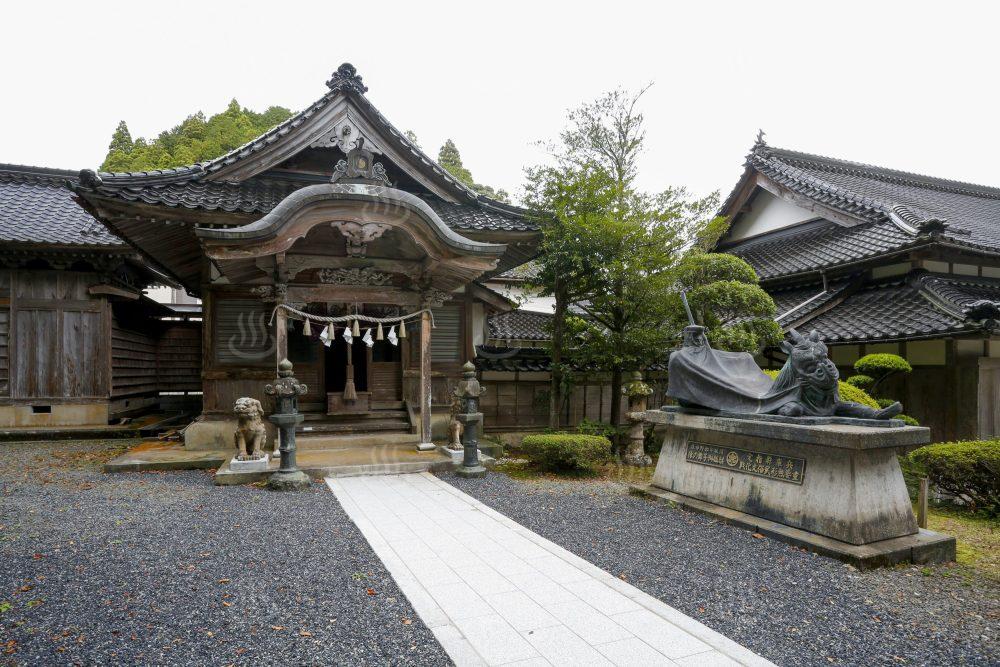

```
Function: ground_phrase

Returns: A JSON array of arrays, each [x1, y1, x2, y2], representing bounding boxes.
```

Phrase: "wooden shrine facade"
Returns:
[[72, 64, 540, 448]]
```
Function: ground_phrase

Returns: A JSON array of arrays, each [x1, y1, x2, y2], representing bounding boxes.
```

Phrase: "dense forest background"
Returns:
[[100, 102, 507, 201]]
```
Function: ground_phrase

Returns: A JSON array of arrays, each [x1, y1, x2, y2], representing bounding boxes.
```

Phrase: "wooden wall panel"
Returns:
[[430, 305, 462, 363], [214, 298, 273, 366], [63, 310, 105, 397], [0, 309, 9, 397], [371, 362, 402, 401], [156, 323, 202, 393], [9, 271, 110, 401], [111, 318, 158, 398], [12, 309, 59, 398]]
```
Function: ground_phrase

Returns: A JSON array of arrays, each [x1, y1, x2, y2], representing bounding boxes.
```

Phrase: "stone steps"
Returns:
[[298, 420, 411, 435], [302, 410, 409, 422], [295, 431, 420, 449]]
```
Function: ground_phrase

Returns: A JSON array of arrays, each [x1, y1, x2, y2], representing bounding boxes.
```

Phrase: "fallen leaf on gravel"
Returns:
[[18, 585, 32, 592], [299, 630, 312, 637], [402, 618, 412, 625], [217, 579, 231, 584], [222, 601, 232, 607], [270, 625, 284, 631], [752, 533, 764, 539], [366, 588, 376, 596], [32, 553, 44, 560]]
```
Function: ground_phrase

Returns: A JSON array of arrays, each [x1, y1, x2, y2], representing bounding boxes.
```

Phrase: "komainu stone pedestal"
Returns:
[[634, 409, 955, 568]]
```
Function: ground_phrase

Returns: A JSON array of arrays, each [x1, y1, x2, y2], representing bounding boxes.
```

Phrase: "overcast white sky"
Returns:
[[3, 1, 998, 204]]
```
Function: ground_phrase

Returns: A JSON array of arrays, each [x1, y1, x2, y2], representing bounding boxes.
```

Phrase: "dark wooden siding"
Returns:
[[431, 305, 461, 363], [214, 298, 273, 366], [156, 322, 202, 393], [0, 271, 10, 397], [371, 361, 402, 401], [9, 271, 108, 400], [111, 317, 158, 398]]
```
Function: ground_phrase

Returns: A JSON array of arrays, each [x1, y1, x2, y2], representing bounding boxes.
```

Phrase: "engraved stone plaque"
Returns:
[[685, 441, 806, 485]]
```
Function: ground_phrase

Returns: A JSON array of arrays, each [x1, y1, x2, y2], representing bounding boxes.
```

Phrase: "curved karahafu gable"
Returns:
[[197, 183, 505, 257], [198, 183, 506, 292]]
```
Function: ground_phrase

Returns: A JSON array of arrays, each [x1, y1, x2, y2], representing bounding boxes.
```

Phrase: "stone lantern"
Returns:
[[264, 358, 311, 491], [623, 370, 653, 467], [452, 361, 487, 478]]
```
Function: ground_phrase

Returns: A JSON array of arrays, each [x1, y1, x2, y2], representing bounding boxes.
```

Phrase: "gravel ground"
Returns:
[[0, 440, 451, 666], [441, 471, 999, 667]]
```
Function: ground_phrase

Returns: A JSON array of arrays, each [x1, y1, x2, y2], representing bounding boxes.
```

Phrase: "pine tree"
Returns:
[[438, 139, 475, 188], [437, 139, 509, 202], [107, 121, 134, 155]]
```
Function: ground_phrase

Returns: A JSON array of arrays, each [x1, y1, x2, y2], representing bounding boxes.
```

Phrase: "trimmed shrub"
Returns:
[[909, 440, 1000, 516], [845, 374, 874, 390], [854, 353, 913, 377], [521, 434, 612, 473], [577, 418, 619, 441], [837, 382, 881, 409]]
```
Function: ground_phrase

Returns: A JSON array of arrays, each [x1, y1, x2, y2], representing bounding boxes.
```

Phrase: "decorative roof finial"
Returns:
[[326, 63, 368, 94], [754, 128, 767, 146]]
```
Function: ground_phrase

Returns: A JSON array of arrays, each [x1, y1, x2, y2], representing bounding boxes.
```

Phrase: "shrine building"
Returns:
[[72, 64, 539, 450]]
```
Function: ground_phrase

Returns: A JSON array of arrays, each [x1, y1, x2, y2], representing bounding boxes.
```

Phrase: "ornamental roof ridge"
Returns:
[[765, 145, 1000, 201]]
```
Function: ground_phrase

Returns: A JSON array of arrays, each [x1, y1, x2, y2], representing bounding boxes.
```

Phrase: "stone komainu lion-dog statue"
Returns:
[[233, 397, 267, 460]]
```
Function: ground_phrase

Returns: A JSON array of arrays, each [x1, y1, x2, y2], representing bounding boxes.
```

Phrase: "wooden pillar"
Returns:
[[417, 309, 435, 450], [275, 304, 288, 365]]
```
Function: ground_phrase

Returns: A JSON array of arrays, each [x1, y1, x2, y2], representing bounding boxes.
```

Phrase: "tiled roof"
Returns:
[[721, 141, 1000, 279], [727, 220, 914, 281], [82, 175, 534, 234], [476, 346, 552, 372], [488, 309, 552, 341], [787, 271, 999, 343], [769, 276, 857, 327], [88, 177, 301, 215], [0, 164, 122, 247], [77, 65, 538, 235], [420, 197, 537, 233]]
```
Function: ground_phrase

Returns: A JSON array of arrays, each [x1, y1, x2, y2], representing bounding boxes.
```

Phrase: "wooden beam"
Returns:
[[286, 285, 422, 305], [88, 284, 140, 300]]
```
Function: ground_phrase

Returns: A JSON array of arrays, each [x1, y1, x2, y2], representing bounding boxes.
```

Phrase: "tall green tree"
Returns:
[[108, 121, 134, 154], [527, 86, 720, 429], [437, 139, 510, 202], [671, 252, 782, 353], [100, 101, 294, 172]]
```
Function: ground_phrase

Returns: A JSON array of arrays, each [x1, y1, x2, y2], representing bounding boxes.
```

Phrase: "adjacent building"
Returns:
[[0, 164, 199, 427], [717, 137, 1000, 440]]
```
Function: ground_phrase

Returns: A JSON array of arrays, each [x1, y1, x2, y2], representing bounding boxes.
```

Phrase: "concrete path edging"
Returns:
[[327, 473, 774, 667]]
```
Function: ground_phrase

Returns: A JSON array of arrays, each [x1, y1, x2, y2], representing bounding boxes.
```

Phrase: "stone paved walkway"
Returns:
[[326, 473, 773, 667]]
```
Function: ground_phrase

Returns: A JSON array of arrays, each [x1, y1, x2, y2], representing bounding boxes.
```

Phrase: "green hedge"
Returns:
[[521, 434, 612, 473], [908, 440, 1000, 516]]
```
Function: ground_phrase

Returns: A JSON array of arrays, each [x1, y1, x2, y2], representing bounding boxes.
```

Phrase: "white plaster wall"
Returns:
[[727, 190, 817, 242], [147, 286, 201, 305], [482, 282, 555, 314], [471, 302, 486, 348]]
